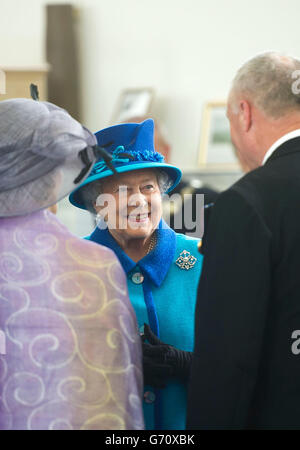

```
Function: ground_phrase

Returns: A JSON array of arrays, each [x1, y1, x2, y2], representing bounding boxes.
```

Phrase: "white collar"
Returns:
[[262, 129, 300, 165]]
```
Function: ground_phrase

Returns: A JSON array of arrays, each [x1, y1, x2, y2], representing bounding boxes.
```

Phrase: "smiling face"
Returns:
[[94, 169, 162, 242]]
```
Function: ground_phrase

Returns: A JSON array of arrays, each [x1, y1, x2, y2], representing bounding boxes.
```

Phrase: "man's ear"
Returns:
[[239, 100, 252, 132]]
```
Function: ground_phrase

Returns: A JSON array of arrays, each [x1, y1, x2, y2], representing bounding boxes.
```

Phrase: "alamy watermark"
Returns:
[[0, 328, 6, 355], [291, 70, 300, 95], [0, 68, 6, 95], [291, 330, 300, 355], [94, 190, 205, 238]]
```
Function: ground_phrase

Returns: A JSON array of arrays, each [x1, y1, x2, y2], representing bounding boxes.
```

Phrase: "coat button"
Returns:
[[144, 391, 156, 404], [132, 272, 144, 284]]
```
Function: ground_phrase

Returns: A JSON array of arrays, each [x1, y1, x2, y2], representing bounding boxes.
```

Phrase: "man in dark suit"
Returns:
[[187, 51, 300, 429]]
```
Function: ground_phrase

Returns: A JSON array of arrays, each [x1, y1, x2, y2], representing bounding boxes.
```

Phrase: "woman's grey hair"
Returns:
[[231, 51, 300, 119], [80, 168, 173, 214]]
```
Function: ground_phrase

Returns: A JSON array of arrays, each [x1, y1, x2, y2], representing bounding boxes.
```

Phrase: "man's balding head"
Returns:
[[227, 52, 300, 170], [230, 52, 300, 119]]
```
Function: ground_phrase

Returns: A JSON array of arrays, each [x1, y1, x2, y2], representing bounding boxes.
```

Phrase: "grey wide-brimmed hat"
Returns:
[[0, 98, 99, 217]]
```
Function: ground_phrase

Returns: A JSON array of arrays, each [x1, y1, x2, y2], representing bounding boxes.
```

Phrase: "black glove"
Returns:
[[142, 346, 173, 389], [142, 324, 193, 384]]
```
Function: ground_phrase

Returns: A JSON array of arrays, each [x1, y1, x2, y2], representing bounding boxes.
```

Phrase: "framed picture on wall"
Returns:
[[111, 87, 155, 124], [197, 100, 241, 171]]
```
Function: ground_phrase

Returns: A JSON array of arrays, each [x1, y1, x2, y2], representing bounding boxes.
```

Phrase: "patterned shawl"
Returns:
[[0, 210, 144, 430]]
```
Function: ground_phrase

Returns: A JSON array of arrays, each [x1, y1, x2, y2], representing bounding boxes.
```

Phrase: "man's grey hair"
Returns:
[[80, 169, 172, 214], [231, 51, 300, 118]]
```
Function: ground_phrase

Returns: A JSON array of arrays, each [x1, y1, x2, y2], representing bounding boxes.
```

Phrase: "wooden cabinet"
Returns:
[[0, 65, 49, 101]]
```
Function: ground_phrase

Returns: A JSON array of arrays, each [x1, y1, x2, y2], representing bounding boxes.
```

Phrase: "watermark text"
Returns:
[[291, 70, 300, 95], [94, 189, 205, 237]]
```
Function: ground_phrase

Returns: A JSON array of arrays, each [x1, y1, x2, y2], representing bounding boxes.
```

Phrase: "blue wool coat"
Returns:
[[87, 220, 203, 430]]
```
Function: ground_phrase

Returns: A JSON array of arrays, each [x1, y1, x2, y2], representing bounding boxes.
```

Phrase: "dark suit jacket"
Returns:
[[187, 137, 300, 429], [168, 180, 219, 238]]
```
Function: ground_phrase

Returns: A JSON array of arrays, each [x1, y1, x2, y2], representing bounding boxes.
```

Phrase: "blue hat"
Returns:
[[69, 119, 182, 210]]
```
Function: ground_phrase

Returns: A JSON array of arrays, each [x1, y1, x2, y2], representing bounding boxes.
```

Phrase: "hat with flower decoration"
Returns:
[[69, 118, 182, 210]]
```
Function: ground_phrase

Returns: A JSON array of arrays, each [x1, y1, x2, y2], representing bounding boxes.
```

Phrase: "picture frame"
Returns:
[[197, 100, 241, 171], [111, 87, 155, 124]]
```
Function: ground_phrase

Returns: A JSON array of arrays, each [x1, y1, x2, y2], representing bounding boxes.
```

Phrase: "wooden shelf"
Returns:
[[0, 65, 50, 101]]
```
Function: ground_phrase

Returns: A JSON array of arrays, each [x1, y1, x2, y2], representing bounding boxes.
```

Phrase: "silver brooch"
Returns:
[[175, 250, 197, 270]]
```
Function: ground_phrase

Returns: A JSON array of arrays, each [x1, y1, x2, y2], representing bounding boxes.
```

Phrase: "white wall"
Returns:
[[1, 0, 300, 169], [1, 0, 300, 234]]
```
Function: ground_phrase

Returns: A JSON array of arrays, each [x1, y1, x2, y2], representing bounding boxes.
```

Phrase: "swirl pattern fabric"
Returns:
[[0, 210, 144, 430]]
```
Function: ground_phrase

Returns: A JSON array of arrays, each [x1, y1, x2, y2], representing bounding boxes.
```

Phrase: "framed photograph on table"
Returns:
[[198, 100, 241, 171], [111, 87, 155, 124]]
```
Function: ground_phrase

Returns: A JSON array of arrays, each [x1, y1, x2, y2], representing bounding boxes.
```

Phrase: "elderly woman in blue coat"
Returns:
[[69, 119, 203, 430]]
